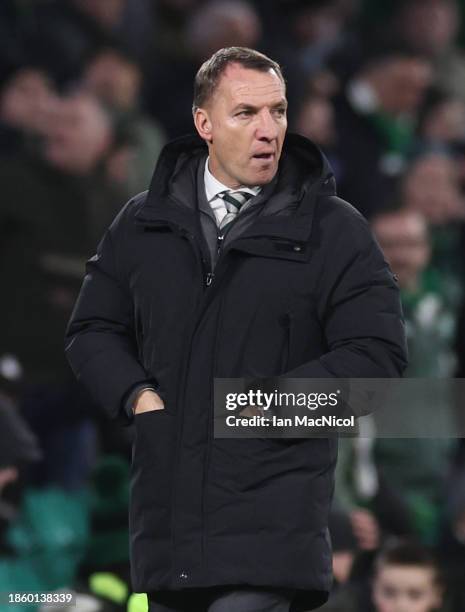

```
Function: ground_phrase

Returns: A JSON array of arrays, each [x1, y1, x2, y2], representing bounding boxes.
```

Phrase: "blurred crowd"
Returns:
[[1, 0, 465, 610]]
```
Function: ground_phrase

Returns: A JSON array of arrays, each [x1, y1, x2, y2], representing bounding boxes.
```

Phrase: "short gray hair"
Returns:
[[192, 46, 285, 113]]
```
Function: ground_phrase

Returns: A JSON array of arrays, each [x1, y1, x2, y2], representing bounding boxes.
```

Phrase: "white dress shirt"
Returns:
[[204, 157, 261, 225]]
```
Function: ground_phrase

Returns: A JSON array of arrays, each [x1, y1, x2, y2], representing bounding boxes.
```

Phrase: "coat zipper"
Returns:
[[145, 222, 211, 580], [204, 233, 225, 287], [200, 289, 225, 564], [175, 227, 229, 574]]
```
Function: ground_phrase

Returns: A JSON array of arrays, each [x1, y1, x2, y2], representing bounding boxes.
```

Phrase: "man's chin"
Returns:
[[245, 165, 279, 187]]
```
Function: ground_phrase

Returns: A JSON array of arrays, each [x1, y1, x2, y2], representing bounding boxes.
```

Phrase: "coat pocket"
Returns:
[[131, 408, 175, 535]]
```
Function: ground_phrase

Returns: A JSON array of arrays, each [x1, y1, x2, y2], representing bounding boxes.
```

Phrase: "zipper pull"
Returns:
[[217, 234, 224, 253], [205, 272, 215, 287]]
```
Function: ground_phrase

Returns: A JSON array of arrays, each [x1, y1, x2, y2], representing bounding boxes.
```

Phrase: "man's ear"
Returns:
[[194, 108, 213, 143]]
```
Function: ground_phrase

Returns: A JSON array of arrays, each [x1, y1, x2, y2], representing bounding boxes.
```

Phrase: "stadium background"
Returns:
[[1, 0, 465, 610]]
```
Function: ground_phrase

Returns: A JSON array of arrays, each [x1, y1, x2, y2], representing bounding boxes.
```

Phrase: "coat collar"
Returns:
[[135, 132, 336, 247]]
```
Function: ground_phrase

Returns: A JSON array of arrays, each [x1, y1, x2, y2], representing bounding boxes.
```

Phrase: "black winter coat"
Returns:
[[65, 133, 407, 610]]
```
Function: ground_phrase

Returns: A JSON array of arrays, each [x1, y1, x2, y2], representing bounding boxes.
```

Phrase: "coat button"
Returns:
[[179, 572, 188, 579]]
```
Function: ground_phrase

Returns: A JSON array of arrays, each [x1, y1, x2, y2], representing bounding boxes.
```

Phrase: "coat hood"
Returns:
[[142, 132, 336, 217]]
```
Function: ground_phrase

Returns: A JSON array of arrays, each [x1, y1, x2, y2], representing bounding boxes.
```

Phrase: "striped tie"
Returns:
[[218, 190, 254, 232]]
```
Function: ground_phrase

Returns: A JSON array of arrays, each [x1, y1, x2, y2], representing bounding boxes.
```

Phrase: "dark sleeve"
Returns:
[[64, 202, 157, 426], [285, 201, 408, 379]]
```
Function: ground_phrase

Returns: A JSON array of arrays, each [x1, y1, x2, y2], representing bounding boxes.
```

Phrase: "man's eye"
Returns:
[[407, 589, 423, 601], [273, 108, 286, 116], [237, 110, 252, 117]]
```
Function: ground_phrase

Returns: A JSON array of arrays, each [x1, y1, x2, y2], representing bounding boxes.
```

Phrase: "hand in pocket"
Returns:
[[134, 389, 165, 415]]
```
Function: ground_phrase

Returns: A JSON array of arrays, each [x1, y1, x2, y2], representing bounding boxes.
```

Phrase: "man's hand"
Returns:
[[134, 389, 165, 415], [349, 508, 380, 551]]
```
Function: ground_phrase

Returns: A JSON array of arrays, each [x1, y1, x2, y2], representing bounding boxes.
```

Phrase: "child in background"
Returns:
[[372, 540, 444, 612]]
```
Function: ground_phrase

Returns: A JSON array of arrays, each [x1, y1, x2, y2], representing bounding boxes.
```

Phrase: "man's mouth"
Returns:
[[252, 152, 275, 161]]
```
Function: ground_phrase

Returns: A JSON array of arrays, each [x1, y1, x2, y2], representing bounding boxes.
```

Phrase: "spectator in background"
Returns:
[[294, 94, 337, 151], [294, 92, 341, 178], [332, 45, 432, 218], [402, 150, 465, 226], [417, 89, 465, 147], [186, 1, 262, 62], [14, 0, 114, 88], [393, 0, 465, 104], [321, 528, 447, 612], [372, 209, 457, 544], [72, 0, 155, 63], [372, 540, 444, 612], [372, 207, 458, 378], [0, 68, 56, 155], [1, 0, 153, 92], [373, 210, 430, 289], [401, 150, 465, 290], [41, 94, 113, 179], [0, 89, 123, 489], [81, 46, 166, 198]]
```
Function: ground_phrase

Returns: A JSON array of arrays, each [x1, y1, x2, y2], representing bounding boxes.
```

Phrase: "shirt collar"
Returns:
[[204, 157, 261, 202]]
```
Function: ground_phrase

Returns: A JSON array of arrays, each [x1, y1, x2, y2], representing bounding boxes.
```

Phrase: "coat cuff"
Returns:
[[121, 380, 161, 424]]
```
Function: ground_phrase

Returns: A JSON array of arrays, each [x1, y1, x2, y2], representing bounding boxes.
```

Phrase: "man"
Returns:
[[65, 47, 407, 611], [332, 46, 432, 218]]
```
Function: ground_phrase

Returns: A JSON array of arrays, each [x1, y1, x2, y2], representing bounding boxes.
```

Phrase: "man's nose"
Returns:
[[255, 109, 279, 141]]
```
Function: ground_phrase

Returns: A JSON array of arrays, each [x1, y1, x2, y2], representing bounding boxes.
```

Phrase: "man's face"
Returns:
[[403, 154, 465, 224], [372, 57, 432, 115], [373, 565, 441, 612], [194, 63, 287, 188], [399, 0, 458, 56], [372, 212, 430, 290]]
